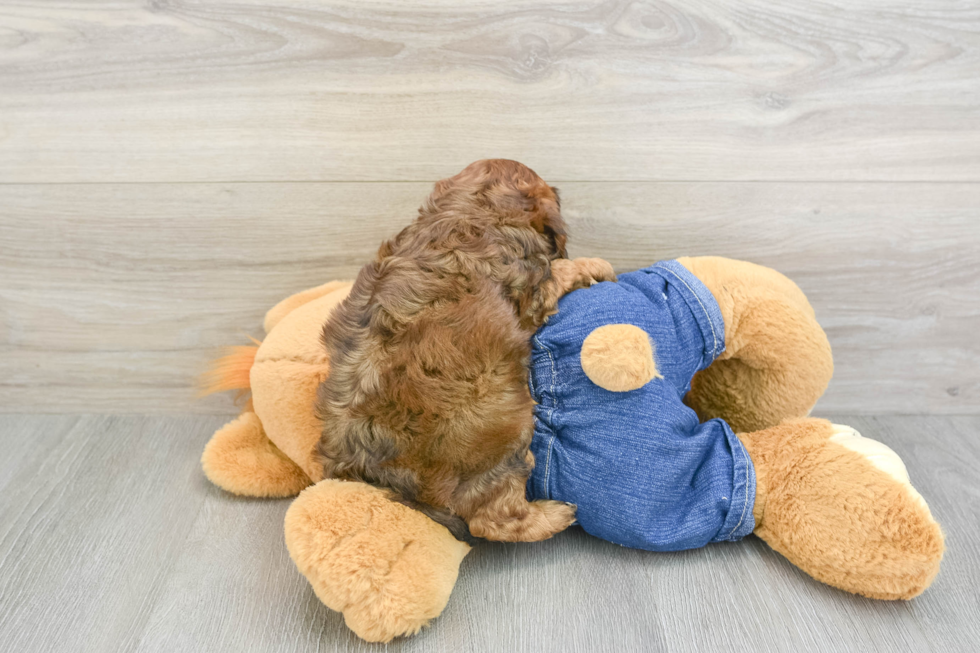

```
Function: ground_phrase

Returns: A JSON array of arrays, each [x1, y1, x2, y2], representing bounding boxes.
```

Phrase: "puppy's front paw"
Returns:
[[578, 257, 617, 285], [551, 257, 617, 294]]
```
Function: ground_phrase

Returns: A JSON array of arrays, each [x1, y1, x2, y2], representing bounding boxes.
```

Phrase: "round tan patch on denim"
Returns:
[[581, 324, 660, 392]]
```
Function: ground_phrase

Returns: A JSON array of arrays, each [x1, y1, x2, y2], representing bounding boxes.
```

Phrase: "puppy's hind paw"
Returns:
[[536, 499, 578, 535], [469, 499, 577, 543], [513, 499, 577, 542]]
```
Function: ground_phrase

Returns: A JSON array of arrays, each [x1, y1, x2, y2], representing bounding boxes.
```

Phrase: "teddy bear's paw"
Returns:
[[827, 423, 927, 509], [201, 412, 312, 497], [284, 480, 471, 643], [754, 418, 945, 600]]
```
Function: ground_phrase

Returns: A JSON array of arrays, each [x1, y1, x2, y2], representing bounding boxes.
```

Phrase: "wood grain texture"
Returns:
[[0, 414, 977, 652], [2, 182, 978, 414], [1, 0, 979, 182], [0, 414, 228, 653]]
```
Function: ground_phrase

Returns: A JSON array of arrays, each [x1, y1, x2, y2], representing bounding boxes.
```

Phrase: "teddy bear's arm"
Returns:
[[201, 411, 312, 497], [263, 280, 354, 334]]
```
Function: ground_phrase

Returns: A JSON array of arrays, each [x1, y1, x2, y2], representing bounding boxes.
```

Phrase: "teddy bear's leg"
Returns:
[[285, 479, 471, 643], [678, 256, 834, 433], [201, 411, 313, 497], [739, 418, 944, 600]]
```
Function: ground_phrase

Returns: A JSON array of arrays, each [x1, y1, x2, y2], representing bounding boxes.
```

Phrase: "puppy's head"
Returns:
[[427, 159, 567, 257]]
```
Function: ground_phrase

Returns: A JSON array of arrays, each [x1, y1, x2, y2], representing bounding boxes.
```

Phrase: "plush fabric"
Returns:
[[201, 411, 311, 497], [678, 256, 834, 434], [580, 323, 661, 391], [251, 285, 352, 481], [739, 419, 943, 600], [263, 280, 353, 334], [285, 480, 470, 642]]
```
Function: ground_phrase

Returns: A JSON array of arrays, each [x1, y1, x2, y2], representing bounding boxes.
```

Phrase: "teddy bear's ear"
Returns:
[[581, 324, 661, 392]]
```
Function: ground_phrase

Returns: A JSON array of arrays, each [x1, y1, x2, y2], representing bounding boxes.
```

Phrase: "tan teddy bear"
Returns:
[[201, 257, 943, 643]]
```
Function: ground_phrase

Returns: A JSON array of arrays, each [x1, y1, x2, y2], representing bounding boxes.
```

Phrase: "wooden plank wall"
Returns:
[[1, 0, 978, 414]]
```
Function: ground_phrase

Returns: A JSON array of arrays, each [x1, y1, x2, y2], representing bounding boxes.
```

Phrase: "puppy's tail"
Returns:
[[198, 338, 261, 400]]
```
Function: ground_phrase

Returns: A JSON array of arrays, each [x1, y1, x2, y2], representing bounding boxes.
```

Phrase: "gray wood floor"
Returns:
[[0, 413, 977, 652]]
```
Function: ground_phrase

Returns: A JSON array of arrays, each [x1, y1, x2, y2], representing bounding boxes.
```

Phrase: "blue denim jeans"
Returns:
[[526, 260, 756, 551]]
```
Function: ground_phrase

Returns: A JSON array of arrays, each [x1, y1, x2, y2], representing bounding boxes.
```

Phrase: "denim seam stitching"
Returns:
[[534, 334, 558, 501], [656, 263, 720, 359], [655, 262, 746, 540], [724, 443, 751, 539]]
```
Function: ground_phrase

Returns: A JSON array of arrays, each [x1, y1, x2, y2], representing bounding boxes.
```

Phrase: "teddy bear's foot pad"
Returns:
[[202, 412, 312, 497], [284, 480, 470, 643], [750, 418, 944, 600], [828, 423, 930, 509]]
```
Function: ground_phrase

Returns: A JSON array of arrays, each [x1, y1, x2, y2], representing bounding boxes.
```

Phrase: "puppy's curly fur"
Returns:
[[316, 160, 615, 542]]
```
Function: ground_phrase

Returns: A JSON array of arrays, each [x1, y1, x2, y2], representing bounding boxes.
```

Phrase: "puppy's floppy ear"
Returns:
[[490, 162, 567, 258], [550, 187, 561, 207], [528, 195, 567, 258]]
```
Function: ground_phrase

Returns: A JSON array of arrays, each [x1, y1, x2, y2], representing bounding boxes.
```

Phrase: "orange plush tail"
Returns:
[[199, 339, 260, 399]]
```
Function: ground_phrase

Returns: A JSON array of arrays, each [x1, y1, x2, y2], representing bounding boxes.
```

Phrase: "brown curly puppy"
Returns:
[[316, 159, 615, 543]]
